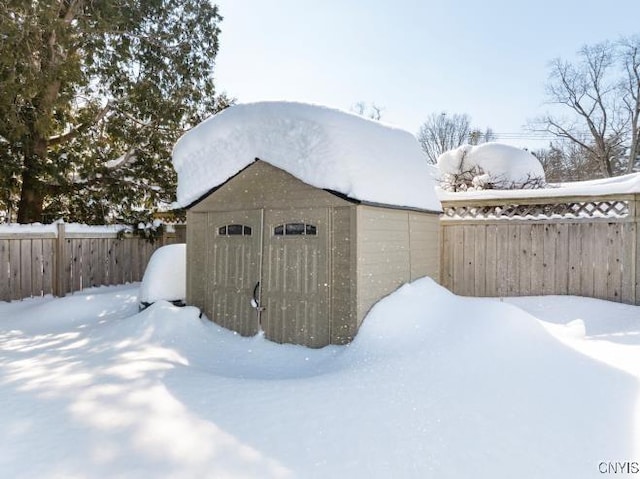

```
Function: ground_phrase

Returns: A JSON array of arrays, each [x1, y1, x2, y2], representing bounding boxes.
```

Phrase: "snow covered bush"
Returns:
[[139, 244, 186, 309], [437, 142, 546, 191]]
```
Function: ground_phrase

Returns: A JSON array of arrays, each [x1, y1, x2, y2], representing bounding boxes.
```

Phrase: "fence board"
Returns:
[[144, 241, 156, 275], [495, 225, 509, 297], [554, 224, 569, 295], [567, 225, 581, 295], [123, 239, 133, 283], [462, 226, 476, 296], [115, 239, 126, 285], [95, 238, 106, 286], [579, 223, 595, 298], [529, 225, 544, 295], [31, 239, 43, 297], [485, 225, 498, 296], [474, 226, 486, 296], [42, 239, 54, 296], [518, 225, 531, 296], [453, 227, 464, 295], [542, 225, 555, 295], [0, 240, 10, 299], [9, 240, 21, 300], [105, 238, 115, 285], [506, 225, 520, 296], [593, 223, 610, 300], [80, 239, 91, 290], [621, 223, 635, 303], [71, 239, 82, 293], [636, 198, 640, 303], [606, 224, 623, 301], [20, 240, 32, 298], [441, 227, 453, 290]]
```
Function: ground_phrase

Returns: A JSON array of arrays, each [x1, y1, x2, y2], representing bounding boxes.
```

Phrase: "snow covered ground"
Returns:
[[0, 279, 638, 478]]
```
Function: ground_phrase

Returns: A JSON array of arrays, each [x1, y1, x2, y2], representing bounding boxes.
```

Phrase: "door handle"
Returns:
[[252, 281, 260, 304], [251, 281, 265, 311]]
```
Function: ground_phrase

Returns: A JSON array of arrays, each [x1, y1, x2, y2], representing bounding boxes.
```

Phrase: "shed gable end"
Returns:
[[190, 160, 352, 212]]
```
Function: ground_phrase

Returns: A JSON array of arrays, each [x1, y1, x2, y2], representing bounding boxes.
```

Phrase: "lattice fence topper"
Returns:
[[443, 199, 630, 220]]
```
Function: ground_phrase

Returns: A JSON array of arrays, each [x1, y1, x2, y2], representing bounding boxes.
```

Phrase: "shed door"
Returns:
[[260, 208, 330, 347], [208, 210, 262, 336]]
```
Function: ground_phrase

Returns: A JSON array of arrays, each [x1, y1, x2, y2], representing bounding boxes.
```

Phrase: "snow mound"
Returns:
[[0, 280, 638, 478], [437, 142, 545, 190], [139, 244, 186, 305], [437, 171, 640, 201], [557, 171, 640, 193], [172, 101, 441, 211]]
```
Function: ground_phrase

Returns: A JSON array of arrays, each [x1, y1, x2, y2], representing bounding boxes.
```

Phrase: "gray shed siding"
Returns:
[[330, 206, 358, 343], [409, 211, 441, 282], [190, 161, 348, 212], [186, 213, 207, 312], [355, 206, 440, 325]]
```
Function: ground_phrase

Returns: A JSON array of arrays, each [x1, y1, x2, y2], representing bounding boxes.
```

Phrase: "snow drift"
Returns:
[[1, 279, 638, 478], [172, 101, 441, 211], [437, 142, 545, 190]]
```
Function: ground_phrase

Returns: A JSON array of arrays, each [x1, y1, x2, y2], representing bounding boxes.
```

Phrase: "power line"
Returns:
[[489, 132, 589, 142]]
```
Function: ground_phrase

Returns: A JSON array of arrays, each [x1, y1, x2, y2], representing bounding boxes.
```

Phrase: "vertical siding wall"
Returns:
[[356, 206, 440, 323], [409, 212, 441, 282], [0, 224, 169, 302], [440, 194, 640, 304], [330, 206, 358, 343], [186, 212, 207, 312]]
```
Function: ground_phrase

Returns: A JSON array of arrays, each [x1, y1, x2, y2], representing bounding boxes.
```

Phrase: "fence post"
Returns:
[[634, 194, 640, 305], [53, 223, 66, 297]]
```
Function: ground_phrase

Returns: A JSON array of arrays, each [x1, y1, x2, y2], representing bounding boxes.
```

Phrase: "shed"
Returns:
[[172, 102, 442, 348]]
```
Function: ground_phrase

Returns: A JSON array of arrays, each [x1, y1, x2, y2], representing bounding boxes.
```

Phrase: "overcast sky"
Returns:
[[212, 0, 639, 150]]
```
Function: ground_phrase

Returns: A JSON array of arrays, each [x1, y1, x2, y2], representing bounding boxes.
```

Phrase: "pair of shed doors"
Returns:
[[209, 208, 330, 347]]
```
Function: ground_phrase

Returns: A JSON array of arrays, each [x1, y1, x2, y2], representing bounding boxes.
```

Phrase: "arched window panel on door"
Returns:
[[218, 224, 252, 236], [274, 222, 318, 236]]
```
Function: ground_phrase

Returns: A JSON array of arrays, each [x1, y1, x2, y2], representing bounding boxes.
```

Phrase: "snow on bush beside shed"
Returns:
[[172, 101, 441, 211], [437, 142, 545, 190], [139, 244, 186, 306]]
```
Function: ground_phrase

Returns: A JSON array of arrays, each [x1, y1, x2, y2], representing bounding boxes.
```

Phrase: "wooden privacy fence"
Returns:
[[440, 193, 640, 304], [0, 224, 186, 302]]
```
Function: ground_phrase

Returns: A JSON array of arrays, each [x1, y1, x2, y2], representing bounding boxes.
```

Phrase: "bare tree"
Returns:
[[620, 36, 640, 173], [533, 141, 601, 182], [468, 127, 496, 145], [417, 113, 495, 163], [539, 41, 630, 177], [417, 112, 471, 164]]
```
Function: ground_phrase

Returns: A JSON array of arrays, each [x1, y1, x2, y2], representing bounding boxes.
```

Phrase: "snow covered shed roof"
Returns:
[[172, 102, 441, 212]]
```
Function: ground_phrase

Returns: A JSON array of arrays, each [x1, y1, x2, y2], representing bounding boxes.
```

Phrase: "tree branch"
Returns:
[[48, 102, 112, 147]]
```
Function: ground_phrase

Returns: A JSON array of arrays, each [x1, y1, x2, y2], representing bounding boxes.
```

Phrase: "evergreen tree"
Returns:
[[0, 0, 231, 224]]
